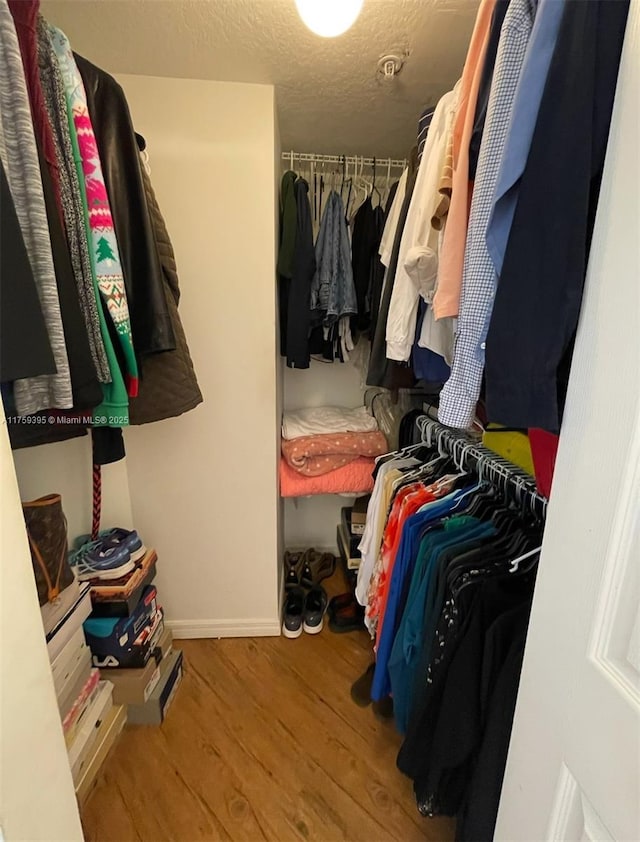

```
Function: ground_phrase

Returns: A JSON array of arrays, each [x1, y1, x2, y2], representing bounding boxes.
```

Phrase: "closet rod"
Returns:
[[417, 415, 548, 516], [282, 152, 407, 169]]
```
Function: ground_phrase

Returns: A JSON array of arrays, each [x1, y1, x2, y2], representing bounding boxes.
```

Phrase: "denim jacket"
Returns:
[[310, 191, 357, 324]]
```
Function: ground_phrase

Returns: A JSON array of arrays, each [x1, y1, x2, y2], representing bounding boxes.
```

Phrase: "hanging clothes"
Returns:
[[0, 0, 72, 415], [277, 169, 297, 356], [367, 148, 419, 390], [386, 86, 459, 366], [129, 138, 203, 425], [75, 53, 176, 358], [350, 196, 378, 333], [8, 0, 64, 222], [355, 423, 544, 841], [467, 0, 511, 181], [0, 160, 55, 383], [411, 301, 451, 385], [37, 14, 110, 383], [484, 0, 630, 431], [286, 177, 315, 369], [7, 145, 104, 451], [417, 106, 436, 162], [438, 0, 537, 430], [37, 142, 102, 410], [485, 0, 565, 278], [432, 0, 496, 321], [310, 190, 357, 326], [49, 25, 139, 399], [277, 169, 298, 357], [368, 179, 399, 342]]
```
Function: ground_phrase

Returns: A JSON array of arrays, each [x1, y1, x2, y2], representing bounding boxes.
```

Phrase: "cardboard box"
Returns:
[[340, 509, 362, 556], [351, 496, 370, 526], [104, 626, 174, 705], [41, 578, 80, 638], [84, 587, 163, 668], [51, 627, 89, 700], [337, 522, 361, 571], [75, 704, 126, 807], [57, 652, 92, 720], [46, 584, 92, 663], [106, 657, 161, 706], [68, 681, 114, 784], [153, 625, 173, 663], [127, 649, 183, 726], [89, 551, 158, 617], [64, 673, 102, 747]]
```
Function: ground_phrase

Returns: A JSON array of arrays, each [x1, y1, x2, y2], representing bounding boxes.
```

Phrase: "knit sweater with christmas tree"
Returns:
[[52, 47, 128, 427], [48, 24, 138, 398]]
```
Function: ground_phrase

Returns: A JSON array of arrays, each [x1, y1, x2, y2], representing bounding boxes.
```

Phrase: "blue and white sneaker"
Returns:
[[74, 527, 146, 563], [69, 540, 135, 581], [97, 527, 146, 562]]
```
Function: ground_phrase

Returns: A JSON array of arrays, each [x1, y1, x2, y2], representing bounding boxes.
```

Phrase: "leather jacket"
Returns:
[[75, 54, 176, 357]]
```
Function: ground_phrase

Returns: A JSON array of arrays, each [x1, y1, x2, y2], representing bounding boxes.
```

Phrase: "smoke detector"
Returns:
[[377, 53, 406, 79]]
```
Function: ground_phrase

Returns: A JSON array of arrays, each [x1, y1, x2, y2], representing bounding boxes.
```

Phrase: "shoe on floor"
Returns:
[[282, 587, 305, 638], [328, 595, 365, 633], [372, 695, 394, 720], [300, 549, 336, 588], [350, 663, 375, 707], [303, 585, 328, 635], [284, 551, 304, 591], [69, 540, 134, 581], [74, 527, 146, 562], [328, 592, 355, 617]]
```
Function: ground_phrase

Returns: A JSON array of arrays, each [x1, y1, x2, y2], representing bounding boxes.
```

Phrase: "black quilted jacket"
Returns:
[[129, 151, 203, 425]]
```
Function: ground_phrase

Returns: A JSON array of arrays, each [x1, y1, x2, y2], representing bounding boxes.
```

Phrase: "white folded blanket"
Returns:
[[282, 405, 379, 440]]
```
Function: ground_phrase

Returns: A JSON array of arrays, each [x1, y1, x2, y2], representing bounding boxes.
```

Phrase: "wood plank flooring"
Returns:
[[82, 575, 455, 842]]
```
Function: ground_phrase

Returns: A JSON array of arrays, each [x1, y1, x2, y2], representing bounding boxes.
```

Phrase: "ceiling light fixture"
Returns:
[[294, 0, 364, 38]]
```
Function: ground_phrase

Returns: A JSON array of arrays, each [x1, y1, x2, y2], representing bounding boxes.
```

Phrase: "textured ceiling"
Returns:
[[41, 0, 478, 158]]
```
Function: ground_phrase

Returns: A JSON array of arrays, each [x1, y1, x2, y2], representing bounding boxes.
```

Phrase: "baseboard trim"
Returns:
[[167, 618, 281, 639]]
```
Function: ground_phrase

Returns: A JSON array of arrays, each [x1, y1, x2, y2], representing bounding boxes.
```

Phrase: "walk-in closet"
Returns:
[[1, 1, 638, 841]]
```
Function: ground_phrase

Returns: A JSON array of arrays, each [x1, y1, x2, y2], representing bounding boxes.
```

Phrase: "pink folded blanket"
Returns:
[[280, 457, 376, 497], [282, 431, 387, 477]]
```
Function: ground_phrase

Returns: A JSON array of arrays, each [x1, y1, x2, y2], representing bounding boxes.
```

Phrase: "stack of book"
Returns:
[[42, 579, 125, 806], [83, 549, 183, 727]]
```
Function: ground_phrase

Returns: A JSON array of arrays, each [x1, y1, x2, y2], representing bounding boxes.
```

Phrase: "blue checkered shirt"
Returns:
[[439, 0, 536, 428]]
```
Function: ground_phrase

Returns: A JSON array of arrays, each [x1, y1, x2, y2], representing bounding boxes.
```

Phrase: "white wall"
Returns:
[[119, 75, 281, 638], [0, 421, 83, 841], [13, 436, 133, 542], [275, 100, 285, 603], [283, 355, 366, 550]]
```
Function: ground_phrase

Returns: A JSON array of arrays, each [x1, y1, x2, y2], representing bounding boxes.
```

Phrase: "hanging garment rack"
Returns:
[[281, 152, 408, 170], [416, 415, 548, 517]]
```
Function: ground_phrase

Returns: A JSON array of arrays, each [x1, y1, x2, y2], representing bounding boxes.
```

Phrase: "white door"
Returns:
[[496, 4, 640, 840]]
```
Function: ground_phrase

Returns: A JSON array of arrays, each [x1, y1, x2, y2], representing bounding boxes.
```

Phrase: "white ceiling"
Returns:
[[42, 0, 478, 158]]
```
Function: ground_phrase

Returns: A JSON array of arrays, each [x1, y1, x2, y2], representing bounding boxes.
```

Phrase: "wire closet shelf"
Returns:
[[417, 415, 548, 518], [281, 152, 408, 170]]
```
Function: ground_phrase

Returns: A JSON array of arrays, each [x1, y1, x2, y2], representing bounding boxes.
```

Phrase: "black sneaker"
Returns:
[[282, 587, 305, 639], [303, 585, 328, 635]]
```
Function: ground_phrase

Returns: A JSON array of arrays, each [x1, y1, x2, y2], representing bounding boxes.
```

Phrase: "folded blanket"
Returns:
[[280, 456, 375, 498], [282, 405, 378, 440], [282, 431, 388, 476]]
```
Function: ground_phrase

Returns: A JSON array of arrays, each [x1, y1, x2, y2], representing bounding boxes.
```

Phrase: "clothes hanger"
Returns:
[[509, 545, 542, 573], [372, 157, 382, 207], [384, 158, 392, 204], [319, 160, 325, 220]]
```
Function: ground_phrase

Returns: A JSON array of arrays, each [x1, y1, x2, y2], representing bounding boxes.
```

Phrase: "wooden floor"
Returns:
[[82, 575, 455, 842]]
